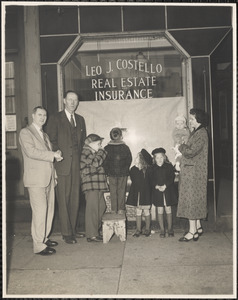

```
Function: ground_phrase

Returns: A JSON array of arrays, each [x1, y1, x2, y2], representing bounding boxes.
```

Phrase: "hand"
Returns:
[[175, 162, 181, 172], [54, 151, 63, 162], [158, 185, 166, 192], [56, 150, 62, 156], [181, 137, 186, 144]]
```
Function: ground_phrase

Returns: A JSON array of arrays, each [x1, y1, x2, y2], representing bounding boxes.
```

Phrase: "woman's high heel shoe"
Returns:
[[197, 227, 203, 236], [179, 232, 199, 242], [193, 232, 199, 241]]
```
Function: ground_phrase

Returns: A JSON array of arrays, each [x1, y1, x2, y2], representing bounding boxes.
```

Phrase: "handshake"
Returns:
[[54, 150, 63, 162], [155, 184, 166, 192]]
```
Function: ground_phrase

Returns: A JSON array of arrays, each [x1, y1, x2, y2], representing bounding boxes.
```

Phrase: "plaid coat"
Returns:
[[80, 145, 108, 193]]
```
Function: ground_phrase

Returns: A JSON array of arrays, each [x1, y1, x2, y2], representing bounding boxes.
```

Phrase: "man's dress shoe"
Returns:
[[63, 236, 77, 244], [87, 236, 103, 242], [45, 240, 58, 247], [76, 232, 86, 238], [36, 247, 56, 256]]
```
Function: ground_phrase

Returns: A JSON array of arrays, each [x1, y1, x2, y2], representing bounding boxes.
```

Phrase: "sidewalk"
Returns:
[[4, 224, 235, 298]]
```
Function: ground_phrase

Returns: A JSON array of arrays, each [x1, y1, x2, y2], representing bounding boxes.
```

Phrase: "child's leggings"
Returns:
[[136, 207, 150, 216], [158, 205, 171, 214]]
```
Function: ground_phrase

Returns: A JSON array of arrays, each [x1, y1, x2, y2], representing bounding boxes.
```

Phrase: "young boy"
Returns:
[[80, 134, 108, 242], [103, 127, 132, 214]]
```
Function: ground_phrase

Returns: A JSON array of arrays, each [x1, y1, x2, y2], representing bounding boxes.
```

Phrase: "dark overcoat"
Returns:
[[149, 163, 177, 207], [46, 110, 86, 176], [126, 166, 152, 206], [177, 126, 208, 219]]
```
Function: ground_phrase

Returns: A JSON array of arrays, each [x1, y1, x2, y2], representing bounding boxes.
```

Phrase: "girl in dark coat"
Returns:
[[127, 149, 153, 237], [150, 148, 177, 238]]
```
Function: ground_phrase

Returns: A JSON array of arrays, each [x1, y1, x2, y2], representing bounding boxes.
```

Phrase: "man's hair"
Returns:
[[32, 106, 47, 114], [64, 90, 79, 99]]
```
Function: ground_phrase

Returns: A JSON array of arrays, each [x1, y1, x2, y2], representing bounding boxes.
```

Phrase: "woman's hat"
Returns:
[[151, 147, 166, 155], [85, 134, 104, 145], [140, 149, 153, 165]]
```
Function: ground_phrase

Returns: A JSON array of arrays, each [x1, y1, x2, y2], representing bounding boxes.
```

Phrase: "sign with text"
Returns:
[[85, 58, 163, 101]]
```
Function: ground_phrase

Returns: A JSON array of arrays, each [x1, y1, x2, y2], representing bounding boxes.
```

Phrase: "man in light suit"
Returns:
[[19, 106, 63, 255], [47, 91, 86, 244]]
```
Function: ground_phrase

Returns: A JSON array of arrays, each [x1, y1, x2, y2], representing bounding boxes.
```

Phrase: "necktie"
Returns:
[[40, 129, 51, 150], [70, 114, 75, 127]]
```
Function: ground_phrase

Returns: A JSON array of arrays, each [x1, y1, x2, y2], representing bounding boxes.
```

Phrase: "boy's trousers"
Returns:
[[109, 176, 127, 211], [84, 190, 106, 238]]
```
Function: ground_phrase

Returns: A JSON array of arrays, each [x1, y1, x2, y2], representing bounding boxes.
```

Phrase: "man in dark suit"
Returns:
[[19, 106, 63, 255], [47, 91, 86, 244]]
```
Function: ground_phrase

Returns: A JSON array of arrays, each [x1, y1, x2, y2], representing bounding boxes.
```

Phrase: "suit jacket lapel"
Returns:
[[75, 114, 83, 144], [61, 110, 72, 131], [28, 124, 44, 145], [60, 111, 83, 147], [44, 132, 52, 150], [28, 124, 52, 150]]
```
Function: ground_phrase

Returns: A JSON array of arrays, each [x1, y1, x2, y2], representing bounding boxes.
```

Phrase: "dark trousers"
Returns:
[[85, 191, 106, 238], [56, 151, 80, 237], [109, 176, 127, 212]]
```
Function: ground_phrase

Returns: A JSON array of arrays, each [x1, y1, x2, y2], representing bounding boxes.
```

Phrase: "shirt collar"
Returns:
[[65, 109, 75, 120], [32, 122, 42, 132]]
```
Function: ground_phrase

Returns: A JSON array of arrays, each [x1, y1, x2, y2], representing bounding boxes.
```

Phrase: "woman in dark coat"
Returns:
[[177, 108, 209, 242], [127, 149, 153, 237], [149, 148, 177, 238]]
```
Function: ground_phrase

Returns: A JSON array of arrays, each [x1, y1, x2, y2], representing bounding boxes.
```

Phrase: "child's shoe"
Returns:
[[168, 230, 174, 237], [144, 229, 151, 237], [132, 230, 141, 237]]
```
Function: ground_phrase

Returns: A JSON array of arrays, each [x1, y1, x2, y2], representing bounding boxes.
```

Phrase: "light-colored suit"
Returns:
[[19, 123, 56, 253]]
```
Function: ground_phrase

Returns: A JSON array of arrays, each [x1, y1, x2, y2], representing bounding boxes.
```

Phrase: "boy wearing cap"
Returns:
[[80, 134, 108, 242], [103, 128, 132, 214]]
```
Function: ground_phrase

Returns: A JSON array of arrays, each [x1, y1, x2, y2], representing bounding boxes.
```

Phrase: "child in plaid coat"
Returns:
[[80, 134, 108, 242]]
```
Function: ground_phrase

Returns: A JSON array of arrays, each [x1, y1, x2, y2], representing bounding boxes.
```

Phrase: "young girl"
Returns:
[[126, 149, 153, 237], [150, 147, 177, 238], [80, 134, 108, 242]]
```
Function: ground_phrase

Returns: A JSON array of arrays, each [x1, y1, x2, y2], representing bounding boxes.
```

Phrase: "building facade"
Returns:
[[4, 4, 234, 221]]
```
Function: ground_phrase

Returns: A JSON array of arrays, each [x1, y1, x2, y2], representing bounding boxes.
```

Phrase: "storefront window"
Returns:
[[5, 62, 17, 149], [63, 36, 184, 101]]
